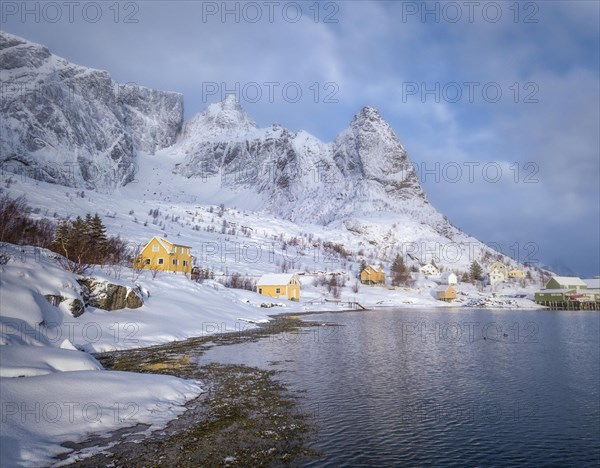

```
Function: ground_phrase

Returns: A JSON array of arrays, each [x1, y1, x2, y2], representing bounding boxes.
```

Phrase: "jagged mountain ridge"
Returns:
[[0, 32, 507, 272], [0, 32, 183, 191], [1, 32, 443, 229], [173, 96, 444, 228]]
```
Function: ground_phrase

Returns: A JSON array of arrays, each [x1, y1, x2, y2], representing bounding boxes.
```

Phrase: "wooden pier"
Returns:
[[535, 300, 600, 311], [305, 298, 367, 310]]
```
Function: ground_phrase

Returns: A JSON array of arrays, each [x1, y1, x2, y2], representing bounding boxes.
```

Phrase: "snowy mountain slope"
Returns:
[[0, 32, 535, 276], [0, 32, 183, 191], [173, 99, 436, 225]]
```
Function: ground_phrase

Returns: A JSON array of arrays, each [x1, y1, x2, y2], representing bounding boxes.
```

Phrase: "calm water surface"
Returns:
[[200, 308, 600, 466]]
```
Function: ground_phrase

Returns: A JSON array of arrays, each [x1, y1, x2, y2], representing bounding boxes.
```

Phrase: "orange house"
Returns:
[[360, 265, 385, 285]]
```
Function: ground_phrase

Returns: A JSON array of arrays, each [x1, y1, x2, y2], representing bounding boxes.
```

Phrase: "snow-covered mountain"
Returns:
[[0, 32, 183, 191], [174, 96, 434, 226], [1, 32, 533, 274]]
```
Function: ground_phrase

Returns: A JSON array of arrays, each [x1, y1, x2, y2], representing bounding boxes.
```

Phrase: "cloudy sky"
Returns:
[[3, 1, 599, 276]]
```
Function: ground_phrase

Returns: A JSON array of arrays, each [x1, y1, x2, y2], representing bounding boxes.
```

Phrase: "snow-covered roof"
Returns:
[[549, 276, 587, 287], [440, 271, 456, 279], [435, 285, 454, 292], [256, 273, 298, 286], [583, 278, 600, 289], [144, 236, 191, 253]]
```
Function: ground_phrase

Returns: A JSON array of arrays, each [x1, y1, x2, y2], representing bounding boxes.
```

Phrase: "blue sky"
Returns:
[[2, 1, 599, 276]]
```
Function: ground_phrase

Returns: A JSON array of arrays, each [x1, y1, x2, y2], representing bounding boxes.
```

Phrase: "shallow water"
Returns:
[[200, 308, 600, 466]]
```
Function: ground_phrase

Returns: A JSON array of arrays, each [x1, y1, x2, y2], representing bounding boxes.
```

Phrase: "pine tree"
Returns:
[[89, 213, 108, 262], [359, 259, 367, 274], [391, 254, 410, 286], [470, 260, 483, 282]]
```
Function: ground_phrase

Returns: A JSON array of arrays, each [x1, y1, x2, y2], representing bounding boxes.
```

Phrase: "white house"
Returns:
[[488, 261, 508, 285], [440, 271, 458, 285], [419, 264, 440, 276]]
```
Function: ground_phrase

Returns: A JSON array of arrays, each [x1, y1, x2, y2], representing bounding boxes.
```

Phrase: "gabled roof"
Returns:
[[583, 278, 600, 289], [257, 273, 298, 286], [548, 276, 587, 287], [435, 285, 455, 292], [490, 261, 507, 271], [144, 236, 191, 252], [440, 271, 456, 279]]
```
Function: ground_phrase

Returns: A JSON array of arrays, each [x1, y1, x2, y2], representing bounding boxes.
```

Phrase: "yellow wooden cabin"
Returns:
[[436, 285, 457, 302], [508, 269, 526, 279], [256, 274, 300, 301], [360, 265, 385, 285], [135, 236, 192, 274]]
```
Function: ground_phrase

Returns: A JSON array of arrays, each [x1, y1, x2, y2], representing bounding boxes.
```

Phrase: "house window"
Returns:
[[144, 259, 151, 265], [157, 258, 164, 265], [179, 247, 184, 253], [183, 260, 188, 267], [258, 288, 263, 294], [152, 244, 159, 252], [275, 288, 281, 294], [172, 259, 178, 266]]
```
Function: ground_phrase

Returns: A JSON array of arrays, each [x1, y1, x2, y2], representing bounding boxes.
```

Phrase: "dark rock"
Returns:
[[68, 298, 85, 317], [77, 277, 143, 311], [44, 294, 65, 307]]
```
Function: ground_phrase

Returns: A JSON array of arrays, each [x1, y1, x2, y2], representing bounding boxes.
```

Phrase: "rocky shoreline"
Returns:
[[59, 317, 326, 466]]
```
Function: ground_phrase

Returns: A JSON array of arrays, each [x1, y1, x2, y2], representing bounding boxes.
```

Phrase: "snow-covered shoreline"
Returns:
[[0, 238, 543, 466]]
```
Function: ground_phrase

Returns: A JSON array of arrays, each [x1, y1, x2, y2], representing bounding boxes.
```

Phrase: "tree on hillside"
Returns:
[[469, 260, 483, 282], [0, 195, 55, 248], [51, 213, 125, 273], [391, 254, 411, 286]]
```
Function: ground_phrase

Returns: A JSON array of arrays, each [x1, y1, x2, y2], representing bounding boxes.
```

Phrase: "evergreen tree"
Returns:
[[89, 213, 108, 262], [470, 260, 483, 282], [359, 259, 367, 274], [391, 254, 410, 286]]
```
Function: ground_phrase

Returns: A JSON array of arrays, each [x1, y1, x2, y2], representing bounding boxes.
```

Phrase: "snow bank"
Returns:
[[0, 245, 203, 466], [0, 370, 202, 466]]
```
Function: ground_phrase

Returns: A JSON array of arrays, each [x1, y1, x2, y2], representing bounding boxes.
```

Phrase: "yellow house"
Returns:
[[360, 265, 385, 285], [508, 269, 526, 279], [256, 274, 300, 301], [135, 236, 192, 273], [436, 285, 457, 302]]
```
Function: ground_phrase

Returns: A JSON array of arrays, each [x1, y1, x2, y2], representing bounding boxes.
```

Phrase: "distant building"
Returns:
[[440, 272, 458, 285], [436, 285, 457, 302], [257, 273, 300, 301], [419, 264, 440, 276], [134, 236, 192, 274], [360, 265, 385, 285], [489, 262, 508, 285], [534, 276, 599, 309], [508, 269, 526, 279], [583, 278, 600, 289], [545, 276, 587, 290]]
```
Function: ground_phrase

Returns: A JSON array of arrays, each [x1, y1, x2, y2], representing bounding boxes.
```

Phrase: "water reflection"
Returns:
[[200, 308, 600, 466]]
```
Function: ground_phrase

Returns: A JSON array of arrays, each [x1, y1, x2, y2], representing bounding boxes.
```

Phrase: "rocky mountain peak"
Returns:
[[181, 95, 257, 140], [0, 31, 183, 191]]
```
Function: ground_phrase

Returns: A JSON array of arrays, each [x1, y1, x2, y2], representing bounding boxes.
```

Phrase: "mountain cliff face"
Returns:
[[173, 96, 450, 232], [0, 32, 183, 191]]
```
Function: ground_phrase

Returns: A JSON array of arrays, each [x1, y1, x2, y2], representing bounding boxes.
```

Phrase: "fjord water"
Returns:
[[201, 309, 600, 466]]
